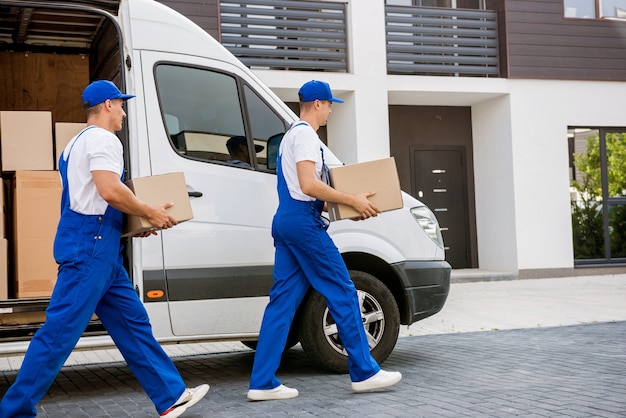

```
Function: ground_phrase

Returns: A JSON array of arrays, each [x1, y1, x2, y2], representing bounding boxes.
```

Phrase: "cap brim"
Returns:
[[120, 94, 136, 101], [330, 97, 344, 103]]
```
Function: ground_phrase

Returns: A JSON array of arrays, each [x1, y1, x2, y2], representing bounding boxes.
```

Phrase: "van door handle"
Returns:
[[188, 191, 203, 198]]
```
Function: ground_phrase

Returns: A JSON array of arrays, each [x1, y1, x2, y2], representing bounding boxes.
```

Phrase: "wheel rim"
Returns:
[[322, 289, 386, 355]]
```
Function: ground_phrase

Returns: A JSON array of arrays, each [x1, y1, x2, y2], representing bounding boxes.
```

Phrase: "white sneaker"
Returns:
[[247, 384, 299, 401], [351, 370, 402, 392], [160, 384, 210, 417]]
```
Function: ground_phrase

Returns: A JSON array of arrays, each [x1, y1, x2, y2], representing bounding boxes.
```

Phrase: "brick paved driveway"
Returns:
[[1, 321, 625, 417]]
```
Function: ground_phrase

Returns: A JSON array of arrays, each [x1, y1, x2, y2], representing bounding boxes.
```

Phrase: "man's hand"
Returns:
[[145, 202, 178, 230], [132, 230, 158, 238], [349, 192, 381, 220]]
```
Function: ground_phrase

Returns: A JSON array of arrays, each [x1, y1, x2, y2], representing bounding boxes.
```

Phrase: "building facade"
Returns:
[[161, 0, 626, 277]]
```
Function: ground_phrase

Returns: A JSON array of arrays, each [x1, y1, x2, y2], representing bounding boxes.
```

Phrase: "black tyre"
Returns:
[[298, 270, 400, 373]]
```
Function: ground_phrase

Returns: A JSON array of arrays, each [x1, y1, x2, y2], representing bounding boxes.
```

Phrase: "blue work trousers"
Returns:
[[0, 209, 185, 417], [249, 199, 380, 390]]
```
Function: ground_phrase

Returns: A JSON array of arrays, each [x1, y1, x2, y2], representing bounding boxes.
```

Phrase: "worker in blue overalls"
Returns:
[[0, 80, 209, 418], [247, 80, 402, 401]]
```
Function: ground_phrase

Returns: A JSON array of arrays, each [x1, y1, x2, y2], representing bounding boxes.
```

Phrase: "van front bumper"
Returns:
[[391, 260, 451, 325]]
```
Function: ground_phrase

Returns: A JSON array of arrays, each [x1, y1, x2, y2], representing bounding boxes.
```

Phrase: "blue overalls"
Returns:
[[249, 125, 380, 390], [0, 128, 185, 417]]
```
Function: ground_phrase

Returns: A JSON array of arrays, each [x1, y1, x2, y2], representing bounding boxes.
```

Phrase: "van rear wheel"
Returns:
[[299, 270, 400, 373]]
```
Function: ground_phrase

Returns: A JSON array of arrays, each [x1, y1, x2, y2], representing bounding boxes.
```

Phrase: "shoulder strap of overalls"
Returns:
[[278, 121, 309, 159], [61, 125, 97, 163], [285, 121, 330, 185]]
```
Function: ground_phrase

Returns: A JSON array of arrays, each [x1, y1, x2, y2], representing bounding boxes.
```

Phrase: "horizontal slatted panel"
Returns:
[[386, 5, 499, 77], [220, 0, 347, 71], [499, 0, 626, 81]]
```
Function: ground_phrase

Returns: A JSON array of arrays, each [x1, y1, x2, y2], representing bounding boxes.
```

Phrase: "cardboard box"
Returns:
[[0, 111, 54, 171], [0, 238, 8, 300], [122, 172, 193, 237], [327, 157, 403, 221], [55, 122, 87, 169], [0, 180, 4, 238], [13, 171, 62, 298]]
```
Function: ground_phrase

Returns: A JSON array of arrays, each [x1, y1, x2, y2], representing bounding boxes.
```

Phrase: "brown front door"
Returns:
[[411, 146, 470, 268]]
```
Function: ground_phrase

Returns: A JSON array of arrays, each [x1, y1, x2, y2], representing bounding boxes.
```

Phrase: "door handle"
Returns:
[[188, 191, 203, 198]]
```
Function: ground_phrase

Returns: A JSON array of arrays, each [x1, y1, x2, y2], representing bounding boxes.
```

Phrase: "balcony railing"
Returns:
[[220, 2, 499, 77], [386, 5, 499, 77], [220, 0, 348, 72]]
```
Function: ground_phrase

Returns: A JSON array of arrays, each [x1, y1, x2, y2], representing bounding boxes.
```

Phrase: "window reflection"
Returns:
[[155, 64, 287, 171], [569, 127, 626, 263]]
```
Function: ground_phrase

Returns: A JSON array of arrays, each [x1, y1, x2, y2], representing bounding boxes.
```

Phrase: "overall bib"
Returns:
[[0, 129, 185, 417], [249, 127, 380, 390]]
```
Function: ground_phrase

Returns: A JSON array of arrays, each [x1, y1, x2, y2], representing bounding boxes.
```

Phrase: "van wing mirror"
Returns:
[[266, 133, 284, 171]]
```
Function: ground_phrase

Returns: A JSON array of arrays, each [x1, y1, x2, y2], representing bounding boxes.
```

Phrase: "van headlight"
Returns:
[[410, 206, 444, 248]]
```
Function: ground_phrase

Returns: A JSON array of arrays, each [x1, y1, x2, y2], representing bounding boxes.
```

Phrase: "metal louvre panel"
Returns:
[[386, 5, 499, 77], [220, 0, 347, 72]]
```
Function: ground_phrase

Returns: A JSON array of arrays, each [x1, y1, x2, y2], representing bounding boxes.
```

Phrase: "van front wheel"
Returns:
[[299, 270, 400, 373]]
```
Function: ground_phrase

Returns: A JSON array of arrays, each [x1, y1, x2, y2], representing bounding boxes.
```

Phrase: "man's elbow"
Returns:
[[300, 181, 318, 197], [97, 186, 121, 205]]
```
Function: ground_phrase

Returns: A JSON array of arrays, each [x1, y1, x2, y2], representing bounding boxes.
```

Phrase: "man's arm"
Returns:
[[296, 160, 380, 220], [92, 170, 177, 229]]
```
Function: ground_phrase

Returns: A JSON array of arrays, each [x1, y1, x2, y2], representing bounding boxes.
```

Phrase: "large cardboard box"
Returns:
[[55, 122, 87, 169], [0, 111, 54, 171], [13, 171, 62, 298], [327, 157, 403, 221], [122, 172, 193, 237]]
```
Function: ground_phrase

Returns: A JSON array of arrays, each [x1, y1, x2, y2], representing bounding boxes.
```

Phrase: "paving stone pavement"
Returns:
[[1, 322, 624, 417], [1, 274, 625, 417]]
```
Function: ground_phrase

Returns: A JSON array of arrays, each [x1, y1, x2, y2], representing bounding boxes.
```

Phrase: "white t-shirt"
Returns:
[[62, 126, 124, 215], [279, 122, 324, 202]]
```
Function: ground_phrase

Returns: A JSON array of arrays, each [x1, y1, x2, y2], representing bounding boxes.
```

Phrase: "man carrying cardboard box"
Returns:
[[0, 81, 208, 418], [247, 80, 402, 401]]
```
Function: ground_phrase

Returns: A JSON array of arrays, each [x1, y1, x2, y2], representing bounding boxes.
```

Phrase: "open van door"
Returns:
[[137, 50, 290, 338]]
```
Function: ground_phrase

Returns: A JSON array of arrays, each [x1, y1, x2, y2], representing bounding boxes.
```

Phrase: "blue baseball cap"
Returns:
[[82, 80, 135, 107], [298, 80, 344, 103]]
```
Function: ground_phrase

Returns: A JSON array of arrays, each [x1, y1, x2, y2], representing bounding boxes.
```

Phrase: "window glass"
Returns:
[[243, 85, 287, 170], [601, 0, 626, 17], [570, 128, 604, 260], [605, 132, 626, 199], [155, 64, 245, 163], [570, 128, 626, 263], [564, 0, 596, 18], [606, 132, 626, 258], [609, 204, 626, 258]]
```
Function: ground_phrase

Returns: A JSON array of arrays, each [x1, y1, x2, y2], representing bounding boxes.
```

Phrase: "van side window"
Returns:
[[155, 64, 288, 172], [155, 64, 245, 163], [243, 85, 288, 170]]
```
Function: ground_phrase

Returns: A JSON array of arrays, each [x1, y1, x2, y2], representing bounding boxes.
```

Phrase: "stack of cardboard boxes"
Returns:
[[0, 110, 85, 299]]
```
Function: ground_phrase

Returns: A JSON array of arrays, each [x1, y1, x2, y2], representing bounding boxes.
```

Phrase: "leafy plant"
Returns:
[[571, 132, 626, 260]]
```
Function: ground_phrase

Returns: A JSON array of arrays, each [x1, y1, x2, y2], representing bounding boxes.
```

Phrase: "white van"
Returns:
[[0, 0, 450, 372]]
